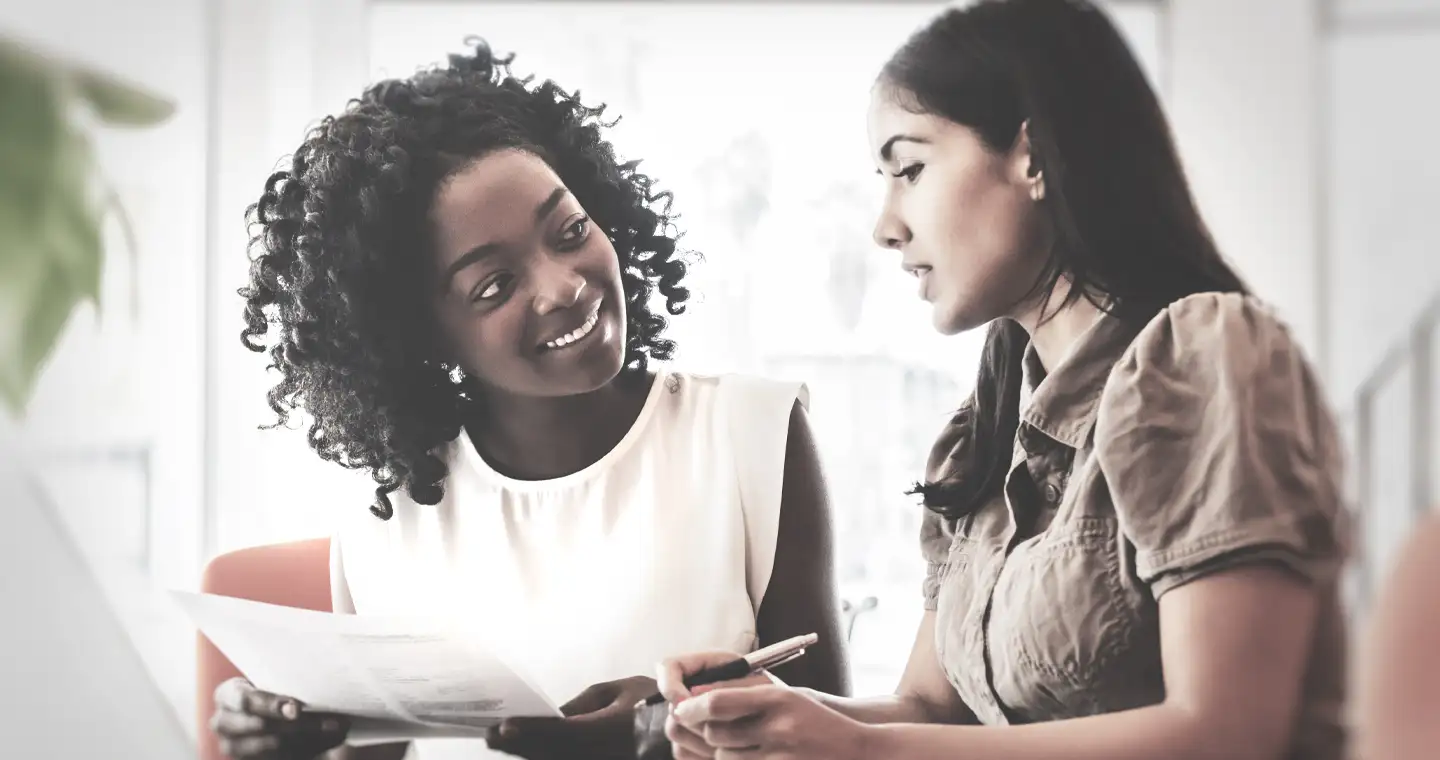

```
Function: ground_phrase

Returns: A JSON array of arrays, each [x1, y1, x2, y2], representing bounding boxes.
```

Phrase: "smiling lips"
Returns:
[[539, 300, 602, 351]]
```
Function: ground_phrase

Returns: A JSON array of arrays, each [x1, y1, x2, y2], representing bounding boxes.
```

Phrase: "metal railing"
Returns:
[[1346, 290, 1440, 606]]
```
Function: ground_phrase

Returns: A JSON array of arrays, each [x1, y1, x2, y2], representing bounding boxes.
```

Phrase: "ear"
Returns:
[[1012, 120, 1045, 201]]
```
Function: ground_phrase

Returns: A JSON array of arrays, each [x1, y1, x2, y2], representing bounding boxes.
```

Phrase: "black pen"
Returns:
[[638, 633, 819, 708]]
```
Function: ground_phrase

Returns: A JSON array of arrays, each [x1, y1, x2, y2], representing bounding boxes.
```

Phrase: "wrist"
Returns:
[[854, 720, 893, 759], [795, 686, 841, 712], [794, 685, 825, 701]]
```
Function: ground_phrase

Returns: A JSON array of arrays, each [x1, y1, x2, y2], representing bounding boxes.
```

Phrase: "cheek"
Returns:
[[591, 235, 623, 274], [439, 301, 526, 377], [934, 181, 1032, 284]]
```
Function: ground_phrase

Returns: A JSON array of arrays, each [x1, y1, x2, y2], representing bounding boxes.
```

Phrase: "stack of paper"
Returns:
[[173, 591, 561, 745]]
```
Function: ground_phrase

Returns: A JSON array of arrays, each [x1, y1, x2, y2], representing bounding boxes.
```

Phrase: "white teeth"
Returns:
[[544, 308, 600, 350]]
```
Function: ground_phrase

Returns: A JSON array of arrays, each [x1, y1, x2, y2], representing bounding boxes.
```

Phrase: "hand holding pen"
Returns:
[[645, 633, 819, 707]]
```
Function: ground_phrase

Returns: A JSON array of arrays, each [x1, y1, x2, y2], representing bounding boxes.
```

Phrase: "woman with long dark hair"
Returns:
[[657, 2, 1349, 759]]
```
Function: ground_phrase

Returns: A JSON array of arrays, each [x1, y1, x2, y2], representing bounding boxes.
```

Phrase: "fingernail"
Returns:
[[280, 700, 300, 720]]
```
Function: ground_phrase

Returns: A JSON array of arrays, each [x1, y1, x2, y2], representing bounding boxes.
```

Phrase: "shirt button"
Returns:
[[1043, 483, 1061, 503]]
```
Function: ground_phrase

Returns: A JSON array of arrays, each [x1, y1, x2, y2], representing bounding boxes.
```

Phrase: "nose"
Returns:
[[531, 256, 586, 315], [872, 206, 911, 251]]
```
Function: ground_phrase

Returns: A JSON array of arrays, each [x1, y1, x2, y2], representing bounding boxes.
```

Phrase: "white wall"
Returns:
[[1325, 0, 1440, 595], [1166, 0, 1324, 363], [208, 0, 374, 561]]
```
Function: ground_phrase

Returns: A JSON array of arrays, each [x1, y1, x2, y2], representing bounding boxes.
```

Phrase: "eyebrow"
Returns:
[[878, 134, 930, 163], [440, 186, 571, 288]]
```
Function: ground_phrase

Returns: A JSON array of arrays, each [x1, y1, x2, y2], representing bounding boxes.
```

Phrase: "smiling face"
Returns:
[[428, 148, 628, 399], [867, 84, 1051, 335]]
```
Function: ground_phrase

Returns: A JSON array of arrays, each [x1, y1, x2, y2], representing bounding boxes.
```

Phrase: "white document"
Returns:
[[173, 591, 561, 745]]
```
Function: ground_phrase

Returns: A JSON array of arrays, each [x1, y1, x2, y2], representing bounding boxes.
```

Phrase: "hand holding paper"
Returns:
[[174, 591, 561, 746], [210, 676, 350, 758]]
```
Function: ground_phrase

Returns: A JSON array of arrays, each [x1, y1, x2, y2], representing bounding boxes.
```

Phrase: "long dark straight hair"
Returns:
[[885, 0, 1249, 520]]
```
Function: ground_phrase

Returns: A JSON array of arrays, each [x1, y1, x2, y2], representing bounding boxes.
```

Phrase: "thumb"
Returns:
[[486, 716, 564, 752], [559, 681, 617, 717], [656, 650, 744, 703]]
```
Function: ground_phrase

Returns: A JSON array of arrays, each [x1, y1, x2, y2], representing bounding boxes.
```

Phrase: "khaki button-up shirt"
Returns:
[[920, 293, 1350, 759]]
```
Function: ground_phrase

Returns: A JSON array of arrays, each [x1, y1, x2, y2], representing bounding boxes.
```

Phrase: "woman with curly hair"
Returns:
[[208, 39, 848, 760]]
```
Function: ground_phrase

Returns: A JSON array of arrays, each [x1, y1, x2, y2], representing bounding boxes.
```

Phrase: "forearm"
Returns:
[[329, 742, 409, 760], [861, 703, 1276, 760], [801, 690, 945, 726]]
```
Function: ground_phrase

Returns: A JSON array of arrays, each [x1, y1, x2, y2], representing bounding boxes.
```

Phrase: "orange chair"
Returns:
[[196, 538, 333, 760]]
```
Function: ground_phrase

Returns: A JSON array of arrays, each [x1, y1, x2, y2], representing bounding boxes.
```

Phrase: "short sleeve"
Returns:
[[724, 374, 811, 618], [919, 415, 968, 610], [1094, 293, 1349, 598]]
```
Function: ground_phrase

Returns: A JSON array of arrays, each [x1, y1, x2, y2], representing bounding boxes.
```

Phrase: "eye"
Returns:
[[559, 215, 590, 246], [891, 163, 924, 183], [473, 273, 514, 302]]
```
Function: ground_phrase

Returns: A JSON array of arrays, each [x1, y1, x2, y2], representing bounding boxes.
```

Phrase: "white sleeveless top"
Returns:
[[329, 369, 807, 759]]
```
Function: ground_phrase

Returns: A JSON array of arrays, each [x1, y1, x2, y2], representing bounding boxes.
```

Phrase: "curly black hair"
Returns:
[[239, 38, 691, 520]]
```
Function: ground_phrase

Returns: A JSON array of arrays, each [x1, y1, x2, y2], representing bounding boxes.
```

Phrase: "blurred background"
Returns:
[[1, 0, 1437, 753]]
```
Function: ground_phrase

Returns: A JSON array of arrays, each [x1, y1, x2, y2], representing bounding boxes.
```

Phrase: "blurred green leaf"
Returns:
[[0, 46, 63, 223], [0, 239, 80, 413], [99, 180, 142, 319], [40, 129, 103, 304], [0, 34, 171, 415], [71, 65, 175, 126]]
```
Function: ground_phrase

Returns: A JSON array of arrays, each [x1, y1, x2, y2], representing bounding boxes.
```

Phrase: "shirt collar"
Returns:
[[1018, 307, 1144, 450]]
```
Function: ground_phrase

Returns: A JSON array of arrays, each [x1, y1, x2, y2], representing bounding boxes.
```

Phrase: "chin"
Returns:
[[931, 303, 987, 336]]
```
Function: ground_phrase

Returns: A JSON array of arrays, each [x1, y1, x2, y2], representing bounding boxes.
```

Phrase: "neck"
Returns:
[[1013, 278, 1105, 373], [467, 371, 655, 480]]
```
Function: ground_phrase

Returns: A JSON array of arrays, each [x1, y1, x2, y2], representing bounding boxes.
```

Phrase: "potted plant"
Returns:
[[0, 34, 174, 414]]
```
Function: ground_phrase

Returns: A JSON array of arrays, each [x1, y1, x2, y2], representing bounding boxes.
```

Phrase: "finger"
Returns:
[[674, 747, 715, 760], [672, 686, 785, 725], [213, 677, 254, 713], [673, 747, 712, 760], [485, 716, 559, 743], [703, 715, 766, 750], [218, 733, 279, 758], [241, 688, 303, 721], [657, 658, 693, 703], [656, 652, 742, 703], [665, 714, 714, 758], [285, 715, 351, 757], [209, 708, 264, 736], [689, 672, 774, 697], [276, 712, 349, 738], [559, 681, 618, 717], [486, 716, 569, 756], [714, 749, 764, 760]]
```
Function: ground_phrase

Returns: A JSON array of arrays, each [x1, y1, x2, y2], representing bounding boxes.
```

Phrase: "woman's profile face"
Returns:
[[427, 148, 628, 398], [867, 85, 1050, 335]]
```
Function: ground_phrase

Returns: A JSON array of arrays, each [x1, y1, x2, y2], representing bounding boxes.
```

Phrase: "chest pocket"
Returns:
[[986, 511, 1162, 720]]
